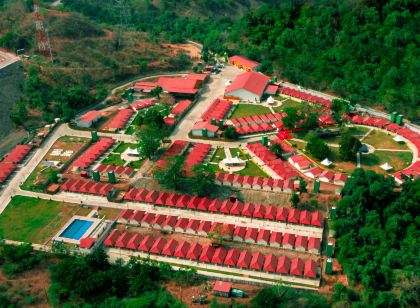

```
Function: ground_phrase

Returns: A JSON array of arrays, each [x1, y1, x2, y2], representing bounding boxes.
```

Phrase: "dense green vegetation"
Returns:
[[63, 0, 419, 120], [332, 170, 419, 306], [49, 248, 188, 306]]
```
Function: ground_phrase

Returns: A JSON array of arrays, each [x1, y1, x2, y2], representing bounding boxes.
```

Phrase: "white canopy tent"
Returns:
[[380, 162, 393, 171], [267, 96, 275, 105], [321, 158, 332, 166], [393, 135, 404, 142]]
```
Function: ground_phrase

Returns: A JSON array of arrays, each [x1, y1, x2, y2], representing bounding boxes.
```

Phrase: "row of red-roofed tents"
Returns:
[[351, 115, 389, 128], [71, 138, 115, 170], [0, 163, 17, 185], [156, 140, 189, 169], [103, 230, 319, 279], [184, 143, 212, 172], [130, 99, 156, 111], [61, 178, 114, 195], [201, 98, 233, 121], [235, 122, 275, 135], [0, 144, 33, 185], [108, 108, 134, 131], [123, 188, 323, 227], [246, 142, 298, 180], [117, 209, 322, 253], [215, 172, 295, 193], [279, 87, 332, 108], [230, 112, 284, 127], [94, 164, 136, 178]]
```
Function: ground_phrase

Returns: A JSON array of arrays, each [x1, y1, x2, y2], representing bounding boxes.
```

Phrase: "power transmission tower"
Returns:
[[114, 0, 132, 50], [33, 0, 53, 62]]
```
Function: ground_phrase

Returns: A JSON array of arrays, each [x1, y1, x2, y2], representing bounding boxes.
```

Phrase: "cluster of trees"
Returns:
[[0, 242, 44, 277], [49, 247, 189, 306], [153, 155, 216, 198], [339, 131, 362, 161], [332, 170, 419, 306], [305, 132, 330, 160]]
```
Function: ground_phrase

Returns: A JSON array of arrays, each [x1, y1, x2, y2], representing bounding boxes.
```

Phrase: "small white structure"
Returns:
[[393, 135, 404, 142], [126, 147, 139, 156], [266, 96, 275, 105], [219, 148, 246, 172], [380, 162, 393, 171], [321, 158, 332, 167]]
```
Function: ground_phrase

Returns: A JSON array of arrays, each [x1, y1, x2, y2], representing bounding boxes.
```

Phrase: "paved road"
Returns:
[[0, 50, 19, 70], [170, 65, 242, 142]]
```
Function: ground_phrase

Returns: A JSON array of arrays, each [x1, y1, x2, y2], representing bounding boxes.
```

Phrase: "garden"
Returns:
[[229, 104, 271, 119]]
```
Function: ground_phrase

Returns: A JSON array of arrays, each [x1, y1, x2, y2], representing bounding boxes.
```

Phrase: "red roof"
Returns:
[[198, 220, 212, 234], [245, 227, 259, 241], [103, 230, 121, 246], [150, 238, 167, 254], [115, 232, 133, 248], [187, 196, 201, 209], [242, 203, 255, 217], [224, 248, 240, 266], [79, 110, 101, 123], [263, 254, 278, 272], [257, 229, 271, 243], [213, 280, 232, 294], [237, 250, 252, 268], [191, 121, 219, 133], [155, 192, 169, 205], [71, 138, 114, 169], [295, 235, 308, 250], [290, 258, 304, 276], [308, 237, 321, 251], [304, 259, 318, 278], [253, 204, 266, 218], [269, 231, 283, 246], [79, 237, 96, 249], [151, 214, 167, 227], [282, 233, 295, 247], [126, 233, 143, 250], [311, 211, 323, 227], [2, 145, 32, 164], [264, 205, 277, 220], [108, 108, 133, 130], [197, 197, 210, 211], [250, 252, 265, 270], [162, 215, 178, 228], [174, 218, 189, 231], [208, 199, 222, 212], [288, 208, 300, 223], [277, 256, 291, 274], [220, 200, 233, 214], [276, 207, 288, 221], [174, 241, 191, 258], [186, 219, 200, 232], [225, 71, 270, 97], [145, 190, 160, 203], [212, 247, 227, 264], [141, 213, 156, 224], [171, 100, 192, 116], [233, 226, 247, 240], [186, 243, 202, 260], [162, 239, 179, 256], [156, 76, 200, 94], [138, 235, 155, 252], [299, 210, 312, 225], [230, 201, 244, 215], [199, 245, 215, 263], [229, 55, 260, 69], [119, 209, 134, 221]]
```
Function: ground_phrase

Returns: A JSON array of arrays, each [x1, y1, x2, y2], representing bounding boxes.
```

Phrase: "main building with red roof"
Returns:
[[225, 71, 271, 101]]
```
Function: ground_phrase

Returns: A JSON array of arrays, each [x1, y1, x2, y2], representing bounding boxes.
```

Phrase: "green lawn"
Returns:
[[127, 159, 144, 169], [229, 104, 271, 119], [102, 154, 126, 166], [362, 129, 409, 150], [210, 147, 250, 164], [125, 114, 143, 135], [0, 196, 83, 244], [272, 98, 306, 112], [113, 142, 138, 153]]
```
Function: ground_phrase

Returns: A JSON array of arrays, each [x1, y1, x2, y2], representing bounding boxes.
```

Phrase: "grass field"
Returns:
[[293, 126, 370, 144], [125, 114, 143, 135], [272, 98, 306, 112], [101, 154, 126, 166], [127, 159, 145, 169], [230, 104, 271, 119], [210, 147, 250, 163], [113, 142, 138, 153], [0, 196, 85, 244], [362, 130, 409, 150]]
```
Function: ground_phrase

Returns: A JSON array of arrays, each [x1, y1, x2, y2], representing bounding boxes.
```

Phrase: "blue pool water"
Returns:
[[60, 219, 94, 240]]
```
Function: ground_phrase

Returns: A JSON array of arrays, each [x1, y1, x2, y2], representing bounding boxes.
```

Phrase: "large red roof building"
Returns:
[[225, 71, 271, 101]]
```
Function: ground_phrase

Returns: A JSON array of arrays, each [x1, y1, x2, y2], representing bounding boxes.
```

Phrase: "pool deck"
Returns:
[[52, 215, 102, 245]]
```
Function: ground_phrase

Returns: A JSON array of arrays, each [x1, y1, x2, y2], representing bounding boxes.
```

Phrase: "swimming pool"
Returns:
[[59, 219, 94, 240]]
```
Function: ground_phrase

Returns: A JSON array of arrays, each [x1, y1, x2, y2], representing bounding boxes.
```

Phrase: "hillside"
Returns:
[[61, 0, 419, 120], [0, 1, 192, 129]]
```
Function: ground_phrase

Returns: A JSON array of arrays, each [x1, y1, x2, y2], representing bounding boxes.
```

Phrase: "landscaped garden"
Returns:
[[272, 97, 307, 112], [101, 153, 126, 166], [208, 147, 269, 177], [229, 104, 271, 119], [0, 196, 90, 244]]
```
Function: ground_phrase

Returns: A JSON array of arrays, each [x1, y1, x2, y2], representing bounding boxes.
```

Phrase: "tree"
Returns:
[[299, 179, 307, 193], [339, 132, 361, 161], [302, 112, 319, 129], [290, 193, 299, 208], [222, 126, 238, 140], [269, 143, 283, 158], [331, 99, 350, 124], [150, 86, 163, 99], [136, 125, 164, 159], [153, 155, 185, 190], [305, 132, 330, 160], [282, 107, 304, 128], [189, 163, 216, 197]]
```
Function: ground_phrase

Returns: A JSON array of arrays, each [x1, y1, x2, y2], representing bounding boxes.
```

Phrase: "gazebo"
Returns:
[[266, 96, 275, 105], [380, 162, 393, 171], [321, 158, 332, 166]]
